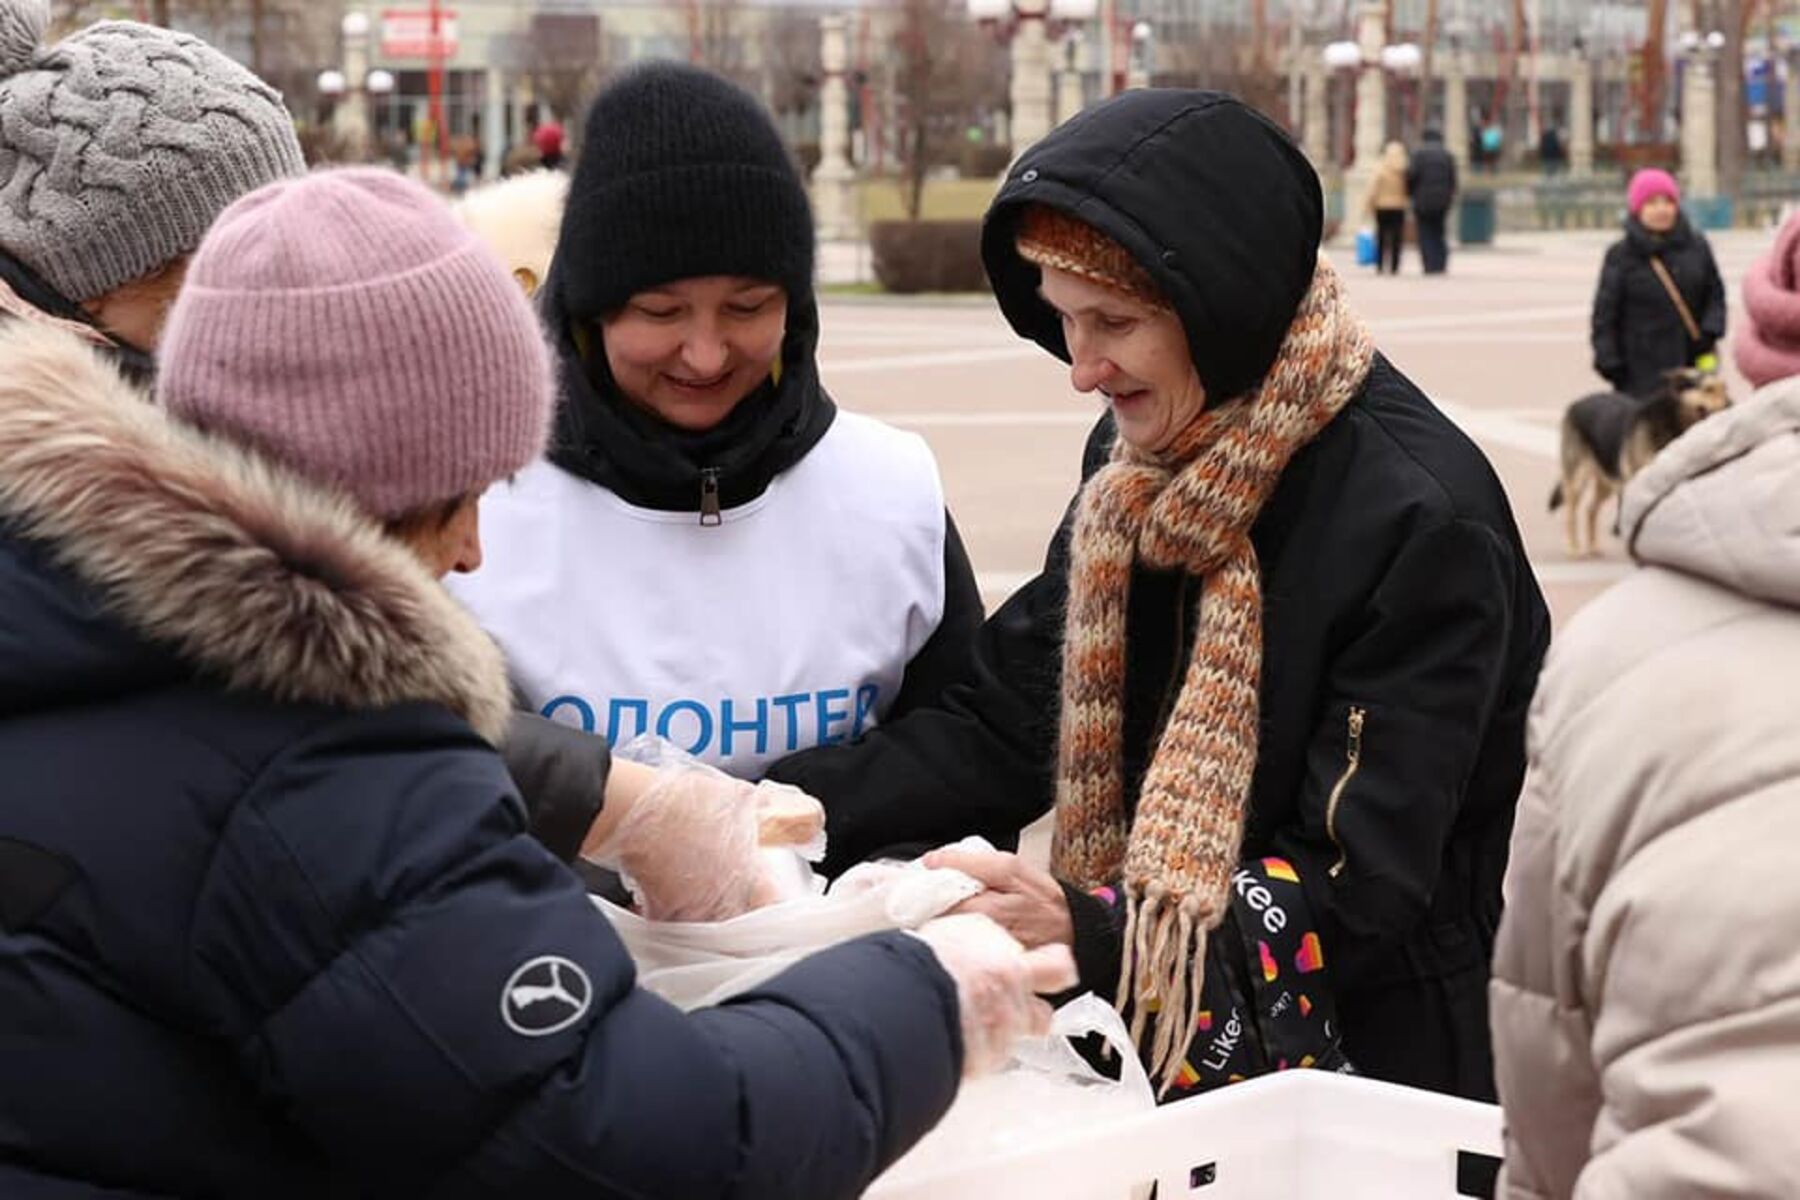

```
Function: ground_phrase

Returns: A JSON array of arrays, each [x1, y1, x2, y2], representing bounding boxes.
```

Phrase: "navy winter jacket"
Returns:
[[0, 323, 961, 1198]]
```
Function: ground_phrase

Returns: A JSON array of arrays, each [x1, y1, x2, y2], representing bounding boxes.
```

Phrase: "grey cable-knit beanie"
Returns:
[[0, 0, 305, 302]]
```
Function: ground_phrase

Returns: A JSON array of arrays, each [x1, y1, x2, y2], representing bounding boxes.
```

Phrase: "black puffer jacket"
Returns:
[[0, 323, 961, 1199], [771, 91, 1552, 1101], [1591, 215, 1727, 398]]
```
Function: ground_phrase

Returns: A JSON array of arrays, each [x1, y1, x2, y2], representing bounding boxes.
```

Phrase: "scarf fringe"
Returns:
[[1114, 888, 1213, 1098]]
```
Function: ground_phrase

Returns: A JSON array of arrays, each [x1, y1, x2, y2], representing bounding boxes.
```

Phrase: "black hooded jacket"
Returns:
[[1405, 129, 1459, 216], [769, 91, 1551, 1101], [1591, 214, 1727, 398]]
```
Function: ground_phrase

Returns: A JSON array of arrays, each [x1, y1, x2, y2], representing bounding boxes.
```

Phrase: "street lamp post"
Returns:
[[1441, 22, 1469, 174], [1380, 41, 1423, 145], [1681, 28, 1725, 202], [1323, 38, 1361, 173], [970, 0, 1097, 161], [1570, 34, 1595, 177], [1303, 48, 1331, 170], [317, 11, 393, 162], [1057, 29, 1086, 124], [1011, 0, 1055, 151], [1338, 1, 1389, 216], [1786, 44, 1800, 172], [1126, 20, 1152, 91], [813, 14, 857, 241]]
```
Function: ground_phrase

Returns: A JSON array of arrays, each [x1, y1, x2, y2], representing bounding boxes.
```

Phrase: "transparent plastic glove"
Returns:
[[587, 770, 825, 922], [911, 913, 1079, 1077]]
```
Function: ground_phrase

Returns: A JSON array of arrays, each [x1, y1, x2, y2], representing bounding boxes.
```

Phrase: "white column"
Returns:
[[1125, 21, 1151, 90], [1343, 1, 1388, 217], [1303, 62, 1331, 170], [1683, 47, 1720, 199], [1056, 30, 1085, 125], [1570, 48, 1594, 176], [1009, 0, 1055, 157], [1442, 42, 1468, 174], [812, 14, 857, 241], [1785, 49, 1800, 171], [335, 11, 372, 158], [482, 68, 507, 181]]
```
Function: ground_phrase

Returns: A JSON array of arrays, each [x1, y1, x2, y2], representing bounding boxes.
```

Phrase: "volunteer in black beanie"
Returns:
[[450, 62, 985, 809], [549, 60, 825, 513]]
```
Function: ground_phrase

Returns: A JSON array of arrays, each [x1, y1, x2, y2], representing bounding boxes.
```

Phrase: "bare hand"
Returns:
[[923, 847, 1075, 952]]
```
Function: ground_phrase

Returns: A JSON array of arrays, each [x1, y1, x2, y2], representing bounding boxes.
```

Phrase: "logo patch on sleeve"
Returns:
[[501, 956, 593, 1037]]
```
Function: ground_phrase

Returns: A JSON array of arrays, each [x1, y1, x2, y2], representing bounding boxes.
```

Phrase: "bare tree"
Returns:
[[888, 0, 1003, 219], [1154, 21, 1286, 123], [51, 1, 324, 94], [763, 8, 821, 126], [525, 11, 607, 138], [684, 0, 753, 88]]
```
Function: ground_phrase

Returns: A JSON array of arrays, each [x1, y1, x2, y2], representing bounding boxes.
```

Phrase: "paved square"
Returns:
[[817, 228, 1774, 629]]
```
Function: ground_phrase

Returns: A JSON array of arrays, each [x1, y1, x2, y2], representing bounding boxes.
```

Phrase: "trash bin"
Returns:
[[1686, 195, 1735, 230], [1458, 189, 1496, 245]]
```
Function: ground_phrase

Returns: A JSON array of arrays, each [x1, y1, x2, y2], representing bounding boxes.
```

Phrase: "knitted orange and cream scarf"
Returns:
[[1050, 256, 1374, 1092]]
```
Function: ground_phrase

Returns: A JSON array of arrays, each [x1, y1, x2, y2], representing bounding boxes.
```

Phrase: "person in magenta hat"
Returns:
[[532, 119, 566, 169], [0, 167, 1068, 1197], [1590, 167, 1726, 397]]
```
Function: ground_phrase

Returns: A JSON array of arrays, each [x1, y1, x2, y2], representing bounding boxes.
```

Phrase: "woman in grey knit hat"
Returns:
[[0, 0, 304, 374]]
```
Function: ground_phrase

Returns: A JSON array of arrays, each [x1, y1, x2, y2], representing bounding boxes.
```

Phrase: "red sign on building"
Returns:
[[380, 9, 459, 60]]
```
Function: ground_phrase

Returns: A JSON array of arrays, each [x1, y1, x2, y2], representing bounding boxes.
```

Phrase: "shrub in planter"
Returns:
[[956, 141, 1014, 180], [869, 220, 990, 294]]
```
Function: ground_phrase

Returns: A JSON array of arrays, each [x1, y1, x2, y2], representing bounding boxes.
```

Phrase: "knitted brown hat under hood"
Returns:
[[1014, 205, 1169, 311]]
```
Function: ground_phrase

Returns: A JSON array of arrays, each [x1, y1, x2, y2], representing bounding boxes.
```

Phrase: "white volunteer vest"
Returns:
[[450, 412, 948, 777]]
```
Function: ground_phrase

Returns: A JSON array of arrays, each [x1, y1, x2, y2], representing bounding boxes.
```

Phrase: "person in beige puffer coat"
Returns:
[[1365, 141, 1410, 275], [1491, 214, 1800, 1198]]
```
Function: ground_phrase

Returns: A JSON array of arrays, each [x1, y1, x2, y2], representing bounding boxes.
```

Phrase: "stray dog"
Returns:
[[1549, 368, 1731, 557]]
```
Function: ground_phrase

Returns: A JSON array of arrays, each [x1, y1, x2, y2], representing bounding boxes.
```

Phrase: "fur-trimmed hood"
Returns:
[[0, 321, 512, 742]]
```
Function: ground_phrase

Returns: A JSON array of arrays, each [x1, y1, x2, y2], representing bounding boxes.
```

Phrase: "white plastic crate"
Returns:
[[867, 1069, 1503, 1200]]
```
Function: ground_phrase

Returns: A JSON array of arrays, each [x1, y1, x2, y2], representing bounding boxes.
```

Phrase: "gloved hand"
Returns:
[[585, 768, 825, 923], [911, 913, 1079, 1076]]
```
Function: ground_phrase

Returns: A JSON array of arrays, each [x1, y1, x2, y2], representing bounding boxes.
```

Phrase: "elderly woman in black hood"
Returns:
[[769, 91, 1551, 1102]]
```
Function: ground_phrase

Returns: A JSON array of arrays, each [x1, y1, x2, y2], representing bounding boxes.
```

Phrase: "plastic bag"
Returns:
[[867, 994, 1157, 1195], [595, 838, 989, 1011], [1355, 227, 1378, 266]]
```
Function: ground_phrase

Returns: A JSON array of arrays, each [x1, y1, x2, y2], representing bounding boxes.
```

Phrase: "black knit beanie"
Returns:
[[555, 62, 814, 318]]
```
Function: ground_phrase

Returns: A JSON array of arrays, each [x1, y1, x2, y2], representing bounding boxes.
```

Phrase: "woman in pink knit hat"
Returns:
[[0, 167, 1066, 1196], [1589, 167, 1726, 397]]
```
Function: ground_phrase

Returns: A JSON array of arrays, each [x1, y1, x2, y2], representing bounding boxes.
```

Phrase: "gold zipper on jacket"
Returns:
[[1325, 706, 1366, 879]]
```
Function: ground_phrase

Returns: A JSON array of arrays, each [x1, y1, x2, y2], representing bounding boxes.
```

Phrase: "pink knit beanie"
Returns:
[[157, 168, 553, 519], [1627, 168, 1681, 217], [1734, 211, 1800, 388]]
